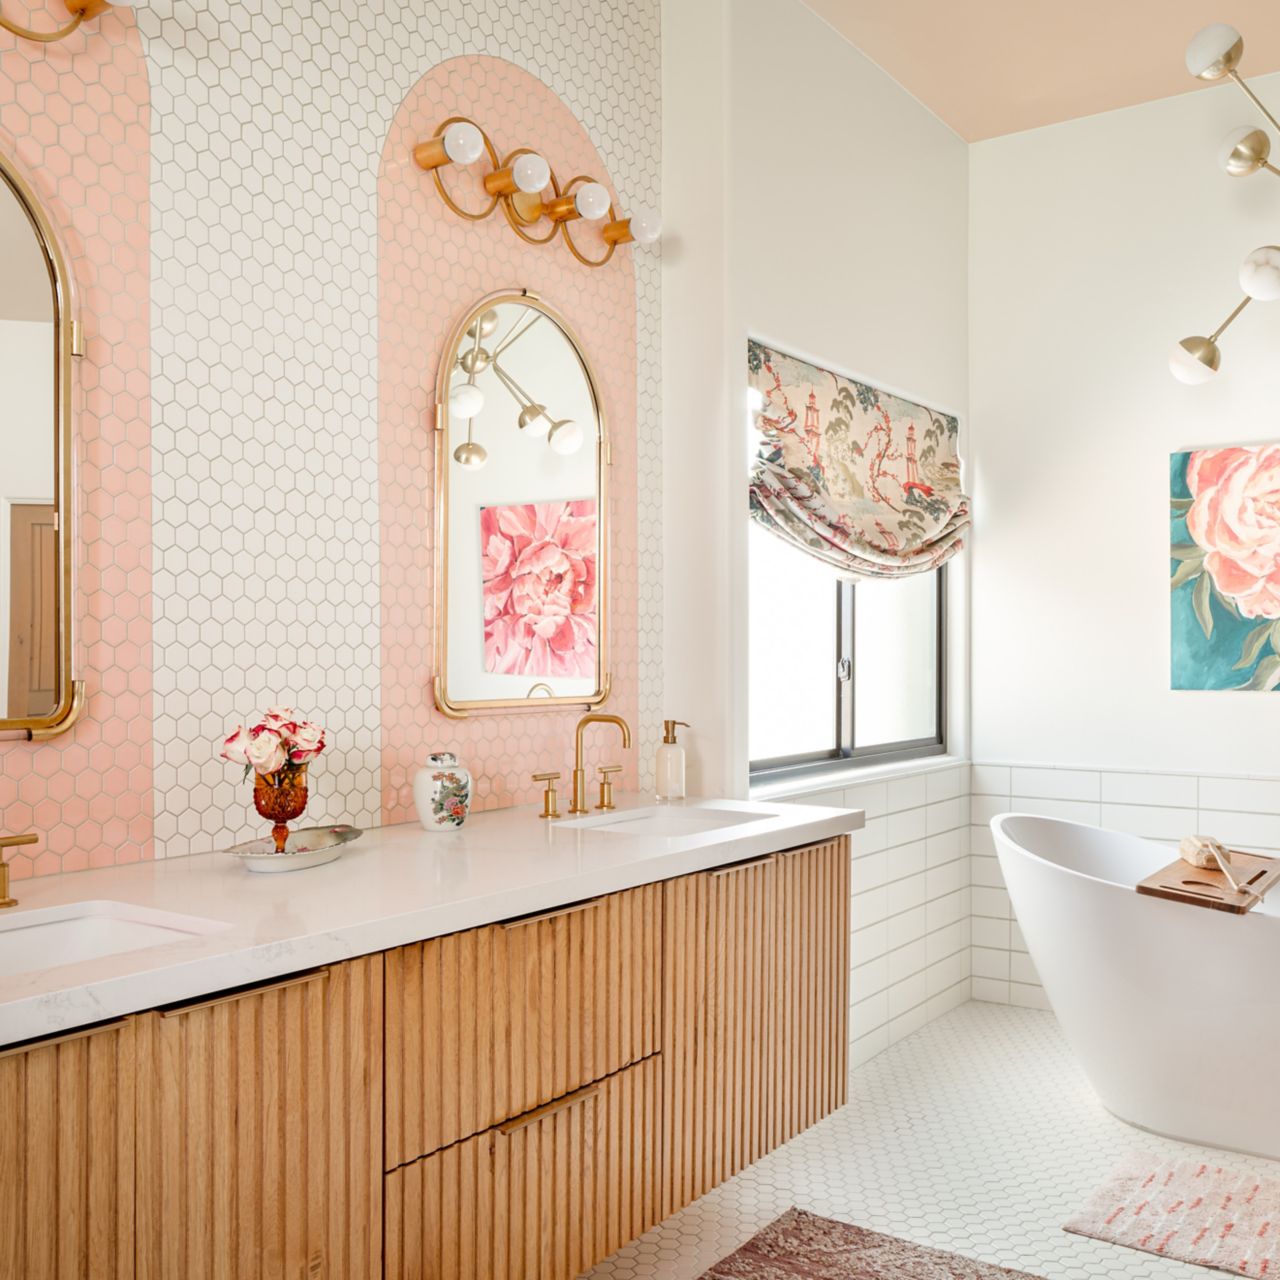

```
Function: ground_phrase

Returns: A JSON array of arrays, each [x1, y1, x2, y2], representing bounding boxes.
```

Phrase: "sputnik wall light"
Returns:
[[413, 115, 661, 268], [0, 0, 139, 44], [1172, 23, 1280, 383]]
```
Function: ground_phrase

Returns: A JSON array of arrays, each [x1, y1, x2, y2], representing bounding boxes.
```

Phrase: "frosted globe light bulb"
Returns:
[[1185, 23, 1243, 80], [518, 403, 551, 437], [442, 121, 484, 166], [1241, 246, 1280, 301], [1169, 336, 1221, 385], [573, 182, 611, 221], [628, 206, 662, 245], [1219, 126, 1271, 177], [548, 420, 583, 455], [512, 152, 551, 194], [449, 382, 485, 420]]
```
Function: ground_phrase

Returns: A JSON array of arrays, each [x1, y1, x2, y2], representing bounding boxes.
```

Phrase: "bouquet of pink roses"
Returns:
[[221, 706, 325, 781]]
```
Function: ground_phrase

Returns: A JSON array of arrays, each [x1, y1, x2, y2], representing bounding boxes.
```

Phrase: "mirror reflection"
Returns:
[[439, 295, 606, 709], [0, 172, 57, 721]]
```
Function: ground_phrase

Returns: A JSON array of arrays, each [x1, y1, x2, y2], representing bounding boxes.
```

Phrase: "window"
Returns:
[[748, 523, 945, 779]]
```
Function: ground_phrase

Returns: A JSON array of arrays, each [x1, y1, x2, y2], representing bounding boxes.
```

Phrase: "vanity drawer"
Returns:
[[385, 881, 661, 1168], [384, 1054, 661, 1280]]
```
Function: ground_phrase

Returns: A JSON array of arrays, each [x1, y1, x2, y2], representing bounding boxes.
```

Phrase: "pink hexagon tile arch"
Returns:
[[0, 0, 151, 880], [379, 54, 640, 822]]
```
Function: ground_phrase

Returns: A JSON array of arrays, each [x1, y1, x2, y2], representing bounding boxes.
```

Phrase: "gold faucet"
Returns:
[[0, 833, 37, 908], [569, 714, 632, 814]]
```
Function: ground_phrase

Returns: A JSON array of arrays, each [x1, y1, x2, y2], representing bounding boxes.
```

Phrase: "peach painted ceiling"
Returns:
[[800, 1, 1280, 140]]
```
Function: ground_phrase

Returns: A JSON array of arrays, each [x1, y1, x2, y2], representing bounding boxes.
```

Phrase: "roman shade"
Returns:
[[748, 340, 970, 579]]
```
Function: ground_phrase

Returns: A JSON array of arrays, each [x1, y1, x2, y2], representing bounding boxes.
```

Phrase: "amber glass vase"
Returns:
[[253, 762, 309, 852]]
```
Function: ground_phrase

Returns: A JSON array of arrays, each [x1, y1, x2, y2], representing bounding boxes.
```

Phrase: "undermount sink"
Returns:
[[557, 803, 774, 838], [0, 901, 230, 979]]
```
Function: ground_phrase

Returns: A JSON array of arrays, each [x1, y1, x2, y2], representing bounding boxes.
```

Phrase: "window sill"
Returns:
[[749, 753, 969, 804]]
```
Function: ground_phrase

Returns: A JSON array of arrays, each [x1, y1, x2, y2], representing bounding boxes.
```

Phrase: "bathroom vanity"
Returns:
[[0, 797, 860, 1280]]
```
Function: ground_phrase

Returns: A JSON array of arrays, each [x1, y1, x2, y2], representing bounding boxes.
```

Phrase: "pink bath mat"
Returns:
[[1065, 1153, 1280, 1276]]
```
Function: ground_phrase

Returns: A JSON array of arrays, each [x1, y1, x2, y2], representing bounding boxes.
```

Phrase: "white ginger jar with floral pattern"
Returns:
[[413, 752, 472, 831]]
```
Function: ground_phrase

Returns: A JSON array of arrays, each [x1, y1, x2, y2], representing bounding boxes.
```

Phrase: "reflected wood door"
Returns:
[[385, 1055, 662, 1280], [6, 502, 56, 718], [0, 1018, 136, 1280], [135, 958, 383, 1280]]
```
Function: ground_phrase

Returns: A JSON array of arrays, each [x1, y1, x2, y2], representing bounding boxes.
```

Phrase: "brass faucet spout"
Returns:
[[570, 714, 632, 815], [0, 832, 36, 909]]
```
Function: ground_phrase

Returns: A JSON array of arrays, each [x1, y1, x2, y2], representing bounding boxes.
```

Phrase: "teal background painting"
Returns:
[[1171, 449, 1280, 691]]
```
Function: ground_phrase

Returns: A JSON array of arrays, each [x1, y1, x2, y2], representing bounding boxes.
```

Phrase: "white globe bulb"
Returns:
[[449, 382, 485, 419], [628, 205, 662, 245], [1186, 23, 1242, 80], [1169, 337, 1220, 385], [512, 152, 551, 194], [548, 420, 583, 455], [442, 121, 484, 166], [1241, 246, 1280, 300], [573, 182, 611, 221]]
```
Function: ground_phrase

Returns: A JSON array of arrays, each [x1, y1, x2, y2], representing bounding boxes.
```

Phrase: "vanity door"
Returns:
[[0, 1018, 136, 1280], [134, 957, 383, 1280]]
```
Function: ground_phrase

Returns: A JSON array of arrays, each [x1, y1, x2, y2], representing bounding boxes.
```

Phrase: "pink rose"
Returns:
[[245, 725, 288, 776], [221, 726, 250, 766], [1187, 446, 1280, 619], [287, 720, 325, 764], [261, 705, 297, 728]]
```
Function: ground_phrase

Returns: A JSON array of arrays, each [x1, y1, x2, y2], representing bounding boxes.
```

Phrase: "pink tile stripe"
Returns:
[[0, 1, 152, 878], [1066, 1153, 1280, 1276], [377, 55, 639, 822]]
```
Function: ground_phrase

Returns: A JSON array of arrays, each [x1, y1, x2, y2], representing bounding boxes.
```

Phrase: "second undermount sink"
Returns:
[[0, 901, 231, 979], [557, 803, 774, 838]]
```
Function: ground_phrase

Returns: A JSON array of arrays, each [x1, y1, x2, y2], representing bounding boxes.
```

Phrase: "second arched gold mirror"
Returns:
[[0, 148, 79, 739], [433, 289, 609, 716]]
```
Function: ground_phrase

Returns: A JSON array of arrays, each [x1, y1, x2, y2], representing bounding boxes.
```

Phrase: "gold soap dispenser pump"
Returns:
[[655, 719, 690, 801]]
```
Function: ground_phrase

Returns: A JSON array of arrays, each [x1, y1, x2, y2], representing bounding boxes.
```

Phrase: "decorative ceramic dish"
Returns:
[[228, 824, 363, 873]]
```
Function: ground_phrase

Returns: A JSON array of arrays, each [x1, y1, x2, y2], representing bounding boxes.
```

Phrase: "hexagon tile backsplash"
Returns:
[[0, 0, 152, 880], [0, 0, 660, 875]]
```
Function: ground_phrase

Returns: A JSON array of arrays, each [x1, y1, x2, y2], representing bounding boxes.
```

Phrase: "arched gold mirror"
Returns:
[[0, 149, 79, 739], [433, 289, 610, 716]]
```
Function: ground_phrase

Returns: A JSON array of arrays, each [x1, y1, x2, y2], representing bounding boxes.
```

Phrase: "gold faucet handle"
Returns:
[[0, 833, 38, 850], [532, 772, 562, 821], [0, 833, 33, 909], [596, 765, 622, 812]]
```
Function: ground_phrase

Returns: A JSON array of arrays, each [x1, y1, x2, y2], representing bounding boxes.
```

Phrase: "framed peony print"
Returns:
[[1171, 445, 1280, 690], [480, 498, 597, 680]]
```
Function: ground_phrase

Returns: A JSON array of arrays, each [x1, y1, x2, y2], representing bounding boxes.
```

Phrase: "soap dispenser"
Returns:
[[656, 719, 690, 801]]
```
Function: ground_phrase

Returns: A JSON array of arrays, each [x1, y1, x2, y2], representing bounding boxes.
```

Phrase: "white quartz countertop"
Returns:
[[0, 795, 862, 1048]]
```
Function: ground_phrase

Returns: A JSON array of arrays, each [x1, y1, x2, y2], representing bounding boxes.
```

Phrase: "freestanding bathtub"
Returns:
[[992, 813, 1280, 1159]]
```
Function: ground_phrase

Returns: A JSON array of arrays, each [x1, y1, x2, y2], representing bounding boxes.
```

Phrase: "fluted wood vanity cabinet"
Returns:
[[0, 1017, 137, 1280], [134, 954, 384, 1280], [0, 834, 849, 1280]]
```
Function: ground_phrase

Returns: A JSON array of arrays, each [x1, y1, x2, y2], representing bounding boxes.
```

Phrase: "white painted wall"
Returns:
[[971, 71, 1280, 773], [663, 0, 971, 794], [0, 317, 55, 715]]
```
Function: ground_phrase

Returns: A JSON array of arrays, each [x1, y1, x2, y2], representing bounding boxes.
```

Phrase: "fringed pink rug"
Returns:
[[699, 1207, 1044, 1278], [1065, 1153, 1280, 1276]]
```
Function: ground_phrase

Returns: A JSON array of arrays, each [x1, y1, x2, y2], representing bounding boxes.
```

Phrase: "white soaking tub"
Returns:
[[992, 813, 1280, 1159]]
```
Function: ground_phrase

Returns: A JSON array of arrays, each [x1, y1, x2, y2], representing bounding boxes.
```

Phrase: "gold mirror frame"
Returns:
[[0, 148, 82, 741], [432, 288, 611, 718]]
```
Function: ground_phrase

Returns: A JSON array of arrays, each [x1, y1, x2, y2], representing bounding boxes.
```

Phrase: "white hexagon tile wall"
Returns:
[[130, 0, 662, 856]]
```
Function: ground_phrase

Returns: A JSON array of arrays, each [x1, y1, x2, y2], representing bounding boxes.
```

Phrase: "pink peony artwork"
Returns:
[[481, 499, 597, 679]]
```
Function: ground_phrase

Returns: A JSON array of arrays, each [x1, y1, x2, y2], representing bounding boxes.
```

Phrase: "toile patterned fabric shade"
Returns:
[[748, 340, 970, 578]]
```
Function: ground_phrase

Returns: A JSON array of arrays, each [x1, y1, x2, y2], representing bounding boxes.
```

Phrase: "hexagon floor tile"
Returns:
[[586, 1002, 1273, 1279]]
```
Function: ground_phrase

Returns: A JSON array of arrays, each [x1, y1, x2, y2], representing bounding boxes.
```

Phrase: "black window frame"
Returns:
[[749, 564, 947, 785]]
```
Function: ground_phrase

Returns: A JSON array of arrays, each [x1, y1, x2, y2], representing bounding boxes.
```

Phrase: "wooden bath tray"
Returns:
[[1137, 850, 1280, 914]]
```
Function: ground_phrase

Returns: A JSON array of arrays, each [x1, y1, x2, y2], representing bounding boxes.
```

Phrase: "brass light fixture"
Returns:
[[1172, 24, 1280, 383], [412, 115, 661, 268], [0, 0, 139, 44]]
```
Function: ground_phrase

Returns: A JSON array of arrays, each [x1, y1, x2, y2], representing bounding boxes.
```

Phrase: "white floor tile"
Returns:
[[586, 1003, 1275, 1279]]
